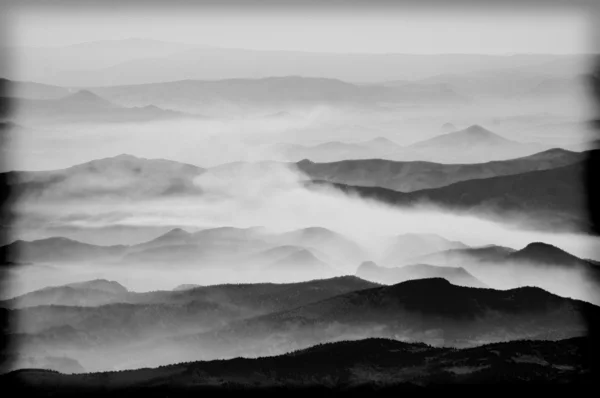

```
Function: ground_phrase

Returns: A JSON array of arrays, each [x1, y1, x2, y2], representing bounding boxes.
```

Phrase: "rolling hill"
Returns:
[[4, 146, 584, 202], [1, 237, 128, 264], [0, 279, 129, 309], [263, 249, 340, 282], [2, 337, 591, 391], [294, 147, 583, 192], [3, 154, 205, 201], [273, 227, 368, 270], [17, 47, 581, 87], [1, 226, 368, 277], [379, 233, 469, 265], [402, 242, 600, 305], [402, 125, 550, 163], [307, 160, 590, 233], [155, 278, 597, 365], [407, 245, 518, 267], [274, 125, 556, 164], [356, 261, 487, 288], [80, 76, 468, 117], [0, 78, 71, 100], [4, 88, 198, 125], [5, 276, 380, 372]]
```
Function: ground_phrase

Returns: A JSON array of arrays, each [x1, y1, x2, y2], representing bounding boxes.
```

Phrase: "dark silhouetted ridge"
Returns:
[[386, 277, 453, 292]]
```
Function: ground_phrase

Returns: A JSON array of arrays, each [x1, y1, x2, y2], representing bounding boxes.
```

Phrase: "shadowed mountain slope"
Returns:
[[307, 160, 589, 233], [294, 147, 583, 192], [1, 337, 591, 391]]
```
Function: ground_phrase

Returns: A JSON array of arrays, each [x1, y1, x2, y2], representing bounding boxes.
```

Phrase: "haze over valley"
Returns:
[[1, 2, 599, 389]]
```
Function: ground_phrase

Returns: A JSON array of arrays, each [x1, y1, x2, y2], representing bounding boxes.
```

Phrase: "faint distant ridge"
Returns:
[[20, 49, 587, 86], [265, 248, 339, 279], [441, 122, 457, 132], [410, 124, 513, 148], [61, 37, 211, 49], [2, 80, 203, 124], [60, 89, 114, 105]]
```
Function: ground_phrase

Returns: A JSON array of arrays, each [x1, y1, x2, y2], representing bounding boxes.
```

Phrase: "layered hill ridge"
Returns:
[[4, 273, 597, 373], [57, 90, 116, 108], [380, 233, 469, 264], [307, 160, 589, 233], [0, 279, 129, 308], [508, 242, 587, 266], [290, 145, 582, 191], [409, 124, 512, 148], [3, 153, 205, 200], [5, 88, 195, 125], [264, 249, 340, 282], [2, 336, 592, 389], [277, 124, 553, 163], [145, 276, 599, 367], [356, 261, 487, 288], [3, 146, 585, 202]]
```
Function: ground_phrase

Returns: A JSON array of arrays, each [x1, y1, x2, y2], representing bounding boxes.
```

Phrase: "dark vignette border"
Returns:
[[0, 0, 598, 393]]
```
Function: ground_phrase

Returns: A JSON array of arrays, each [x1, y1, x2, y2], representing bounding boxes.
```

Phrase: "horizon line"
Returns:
[[8, 38, 594, 57]]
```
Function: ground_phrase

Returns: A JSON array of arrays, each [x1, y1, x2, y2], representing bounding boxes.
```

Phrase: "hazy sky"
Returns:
[[7, 6, 591, 54]]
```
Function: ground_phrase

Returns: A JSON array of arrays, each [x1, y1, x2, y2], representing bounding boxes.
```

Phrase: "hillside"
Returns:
[[5, 276, 380, 372], [1, 337, 591, 392], [379, 233, 468, 264], [5, 87, 196, 125], [294, 147, 583, 192], [152, 278, 598, 365], [3, 154, 205, 201], [402, 125, 550, 163], [306, 161, 589, 233], [356, 261, 487, 288]]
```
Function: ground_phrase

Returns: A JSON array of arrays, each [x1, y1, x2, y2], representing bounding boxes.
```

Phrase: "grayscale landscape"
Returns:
[[0, 0, 598, 392]]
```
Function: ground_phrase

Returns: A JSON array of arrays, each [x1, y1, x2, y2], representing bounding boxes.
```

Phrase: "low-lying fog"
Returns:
[[4, 96, 594, 171], [5, 160, 600, 301]]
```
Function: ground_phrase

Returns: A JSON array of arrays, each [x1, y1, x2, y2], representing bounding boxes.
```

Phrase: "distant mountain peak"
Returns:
[[357, 261, 379, 272], [65, 279, 128, 294], [140, 104, 161, 111], [290, 226, 337, 239], [163, 228, 190, 237], [286, 248, 321, 263], [297, 159, 315, 166], [369, 137, 395, 144], [64, 90, 110, 103], [462, 124, 494, 135], [111, 153, 141, 160], [267, 248, 331, 273], [510, 242, 583, 266], [523, 242, 561, 251]]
